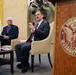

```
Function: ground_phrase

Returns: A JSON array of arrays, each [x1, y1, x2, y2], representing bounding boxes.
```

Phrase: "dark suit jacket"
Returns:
[[27, 20, 50, 42], [1, 24, 19, 40]]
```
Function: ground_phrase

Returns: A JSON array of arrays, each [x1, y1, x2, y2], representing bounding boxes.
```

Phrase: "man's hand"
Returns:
[[29, 23, 35, 33], [3, 35, 9, 39]]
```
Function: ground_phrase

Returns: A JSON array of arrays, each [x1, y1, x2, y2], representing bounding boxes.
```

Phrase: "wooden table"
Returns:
[[0, 49, 14, 74]]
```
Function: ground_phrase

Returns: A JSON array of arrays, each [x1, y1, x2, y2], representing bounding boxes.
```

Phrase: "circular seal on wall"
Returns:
[[59, 17, 76, 57]]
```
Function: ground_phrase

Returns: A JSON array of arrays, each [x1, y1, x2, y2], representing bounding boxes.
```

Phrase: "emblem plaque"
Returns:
[[59, 17, 76, 57]]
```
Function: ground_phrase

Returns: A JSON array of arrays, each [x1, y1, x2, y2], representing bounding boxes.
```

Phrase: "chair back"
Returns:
[[47, 22, 54, 41], [43, 22, 54, 53]]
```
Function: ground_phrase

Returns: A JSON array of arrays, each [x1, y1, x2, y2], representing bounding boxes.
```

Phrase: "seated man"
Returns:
[[15, 10, 50, 73], [0, 17, 19, 46]]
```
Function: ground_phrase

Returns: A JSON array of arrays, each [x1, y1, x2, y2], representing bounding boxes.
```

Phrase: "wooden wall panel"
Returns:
[[53, 0, 76, 75]]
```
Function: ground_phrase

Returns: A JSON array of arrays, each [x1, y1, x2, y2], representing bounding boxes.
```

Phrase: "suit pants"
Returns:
[[0, 36, 11, 45], [15, 42, 31, 66]]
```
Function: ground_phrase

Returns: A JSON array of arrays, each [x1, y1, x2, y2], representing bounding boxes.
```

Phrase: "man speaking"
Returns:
[[15, 10, 50, 73]]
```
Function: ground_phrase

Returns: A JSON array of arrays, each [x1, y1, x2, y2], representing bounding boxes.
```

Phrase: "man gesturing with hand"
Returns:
[[15, 10, 50, 73]]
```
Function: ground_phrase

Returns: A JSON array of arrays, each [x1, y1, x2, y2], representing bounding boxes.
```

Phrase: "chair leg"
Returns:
[[31, 55, 34, 72], [3, 54, 5, 58], [10, 51, 14, 74], [48, 53, 52, 68], [39, 54, 41, 63]]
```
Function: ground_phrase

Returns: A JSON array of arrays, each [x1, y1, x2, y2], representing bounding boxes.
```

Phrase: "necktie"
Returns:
[[7, 26, 11, 33], [35, 23, 38, 28], [28, 23, 38, 43]]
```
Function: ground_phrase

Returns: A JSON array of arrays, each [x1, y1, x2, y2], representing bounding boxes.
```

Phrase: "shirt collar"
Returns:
[[38, 19, 43, 26], [7, 25, 12, 27]]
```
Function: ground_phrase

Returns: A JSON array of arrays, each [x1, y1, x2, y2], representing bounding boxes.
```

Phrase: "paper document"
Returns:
[[0, 48, 11, 50]]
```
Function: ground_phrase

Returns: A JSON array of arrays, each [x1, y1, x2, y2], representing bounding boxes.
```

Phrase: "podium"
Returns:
[[53, 0, 76, 75]]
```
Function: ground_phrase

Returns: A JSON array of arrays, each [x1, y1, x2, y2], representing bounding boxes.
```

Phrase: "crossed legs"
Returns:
[[15, 42, 31, 73]]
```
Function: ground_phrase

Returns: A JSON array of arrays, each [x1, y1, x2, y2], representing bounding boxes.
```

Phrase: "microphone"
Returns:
[[32, 22, 35, 26]]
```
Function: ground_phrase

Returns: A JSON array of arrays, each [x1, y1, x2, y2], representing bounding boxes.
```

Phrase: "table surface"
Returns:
[[0, 49, 14, 54], [0, 49, 14, 74]]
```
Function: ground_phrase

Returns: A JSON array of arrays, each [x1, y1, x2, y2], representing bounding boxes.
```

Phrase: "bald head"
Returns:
[[6, 17, 13, 25]]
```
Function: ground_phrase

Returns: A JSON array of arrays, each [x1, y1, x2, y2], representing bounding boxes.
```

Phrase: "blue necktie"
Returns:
[[7, 26, 11, 33]]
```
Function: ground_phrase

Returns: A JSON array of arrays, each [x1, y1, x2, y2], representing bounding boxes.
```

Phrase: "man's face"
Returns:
[[7, 20, 13, 25], [35, 11, 43, 22]]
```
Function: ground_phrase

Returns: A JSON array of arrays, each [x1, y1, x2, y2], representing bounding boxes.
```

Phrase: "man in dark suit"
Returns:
[[0, 17, 19, 45], [15, 10, 50, 73]]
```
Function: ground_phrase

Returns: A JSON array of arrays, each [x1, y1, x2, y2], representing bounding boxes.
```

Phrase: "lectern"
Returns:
[[52, 0, 76, 75]]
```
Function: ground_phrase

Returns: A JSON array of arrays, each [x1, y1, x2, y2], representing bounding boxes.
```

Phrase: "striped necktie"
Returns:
[[28, 23, 38, 43]]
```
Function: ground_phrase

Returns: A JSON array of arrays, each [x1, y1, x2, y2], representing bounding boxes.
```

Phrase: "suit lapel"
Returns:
[[38, 20, 44, 29], [5, 26, 8, 33]]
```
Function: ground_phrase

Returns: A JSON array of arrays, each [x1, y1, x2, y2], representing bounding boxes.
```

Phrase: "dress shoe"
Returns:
[[17, 63, 22, 69], [21, 65, 29, 73]]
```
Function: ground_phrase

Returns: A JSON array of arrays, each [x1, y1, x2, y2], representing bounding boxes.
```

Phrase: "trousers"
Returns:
[[0, 36, 11, 45], [15, 42, 31, 66]]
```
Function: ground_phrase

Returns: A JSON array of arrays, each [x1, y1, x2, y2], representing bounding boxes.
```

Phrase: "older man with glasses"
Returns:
[[0, 17, 19, 46]]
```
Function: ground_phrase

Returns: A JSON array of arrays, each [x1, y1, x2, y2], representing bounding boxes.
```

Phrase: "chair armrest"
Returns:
[[30, 39, 51, 55], [11, 39, 18, 49], [2, 39, 18, 50], [19, 40, 26, 43]]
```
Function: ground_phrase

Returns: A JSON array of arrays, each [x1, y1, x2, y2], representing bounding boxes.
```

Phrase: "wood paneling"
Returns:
[[53, 0, 76, 75]]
